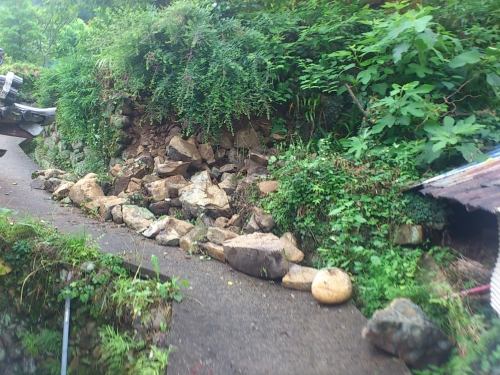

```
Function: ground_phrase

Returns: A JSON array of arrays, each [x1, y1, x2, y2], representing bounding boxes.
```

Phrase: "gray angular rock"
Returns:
[[244, 159, 269, 176], [31, 176, 48, 190], [219, 176, 237, 196], [122, 205, 155, 232], [282, 264, 319, 291], [156, 161, 190, 177], [279, 235, 304, 263], [206, 227, 239, 245], [148, 201, 171, 216], [144, 216, 195, 239], [111, 205, 123, 224], [179, 225, 208, 252], [362, 298, 453, 369], [254, 207, 275, 232], [146, 175, 189, 202], [201, 242, 226, 263], [46, 178, 64, 192], [198, 144, 216, 165], [53, 182, 75, 199], [179, 182, 232, 219], [190, 171, 212, 184], [393, 225, 424, 245], [219, 164, 238, 173], [214, 217, 229, 228], [244, 214, 261, 234], [167, 135, 203, 168], [156, 230, 182, 246], [250, 152, 269, 166], [98, 197, 127, 221], [223, 233, 289, 279]]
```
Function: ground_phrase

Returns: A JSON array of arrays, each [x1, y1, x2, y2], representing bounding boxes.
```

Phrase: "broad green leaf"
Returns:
[[407, 63, 433, 78], [449, 50, 482, 68], [356, 66, 377, 85], [354, 215, 367, 224], [404, 103, 425, 117], [443, 116, 455, 130], [372, 83, 388, 96], [464, 115, 476, 125], [486, 47, 500, 56], [393, 42, 411, 64], [452, 120, 484, 135], [456, 143, 487, 163], [423, 120, 442, 135], [486, 73, 500, 87], [408, 83, 435, 95], [413, 16, 433, 33], [432, 139, 452, 152], [441, 81, 455, 90], [372, 114, 396, 133], [397, 115, 411, 126], [417, 141, 443, 164]]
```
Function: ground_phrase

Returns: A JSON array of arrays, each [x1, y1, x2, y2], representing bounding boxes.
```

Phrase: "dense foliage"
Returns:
[[0, 208, 184, 375], [264, 140, 424, 315]]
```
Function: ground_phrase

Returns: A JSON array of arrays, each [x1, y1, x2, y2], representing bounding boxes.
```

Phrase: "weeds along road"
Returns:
[[0, 134, 410, 375]]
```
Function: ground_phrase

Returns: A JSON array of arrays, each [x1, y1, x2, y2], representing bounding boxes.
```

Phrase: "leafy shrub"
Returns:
[[263, 141, 426, 315], [403, 192, 448, 227], [85, 1, 277, 136], [36, 54, 120, 172]]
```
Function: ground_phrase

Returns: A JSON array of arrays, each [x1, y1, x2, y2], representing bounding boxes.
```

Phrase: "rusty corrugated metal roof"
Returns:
[[416, 147, 500, 315], [418, 148, 500, 213]]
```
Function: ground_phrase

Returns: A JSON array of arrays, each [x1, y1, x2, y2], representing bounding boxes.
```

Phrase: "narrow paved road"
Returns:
[[0, 135, 410, 375]]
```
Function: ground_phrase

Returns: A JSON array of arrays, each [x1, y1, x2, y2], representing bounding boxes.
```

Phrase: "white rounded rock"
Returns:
[[311, 268, 352, 305]]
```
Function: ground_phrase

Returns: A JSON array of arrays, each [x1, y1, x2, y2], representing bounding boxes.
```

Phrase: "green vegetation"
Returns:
[[0, 208, 185, 374]]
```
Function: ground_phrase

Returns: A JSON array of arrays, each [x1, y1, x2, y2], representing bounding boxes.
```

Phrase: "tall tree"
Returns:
[[35, 0, 78, 65], [0, 0, 40, 62]]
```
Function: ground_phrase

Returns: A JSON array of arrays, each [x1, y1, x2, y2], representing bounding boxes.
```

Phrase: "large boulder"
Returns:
[[121, 205, 155, 232], [282, 264, 319, 291], [362, 298, 453, 369], [223, 233, 289, 279], [179, 183, 232, 219], [167, 136, 203, 168], [311, 268, 352, 305], [146, 175, 189, 202], [69, 176, 105, 206]]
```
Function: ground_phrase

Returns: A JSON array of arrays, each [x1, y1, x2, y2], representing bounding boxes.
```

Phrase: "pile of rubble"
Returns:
[[31, 132, 353, 305]]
